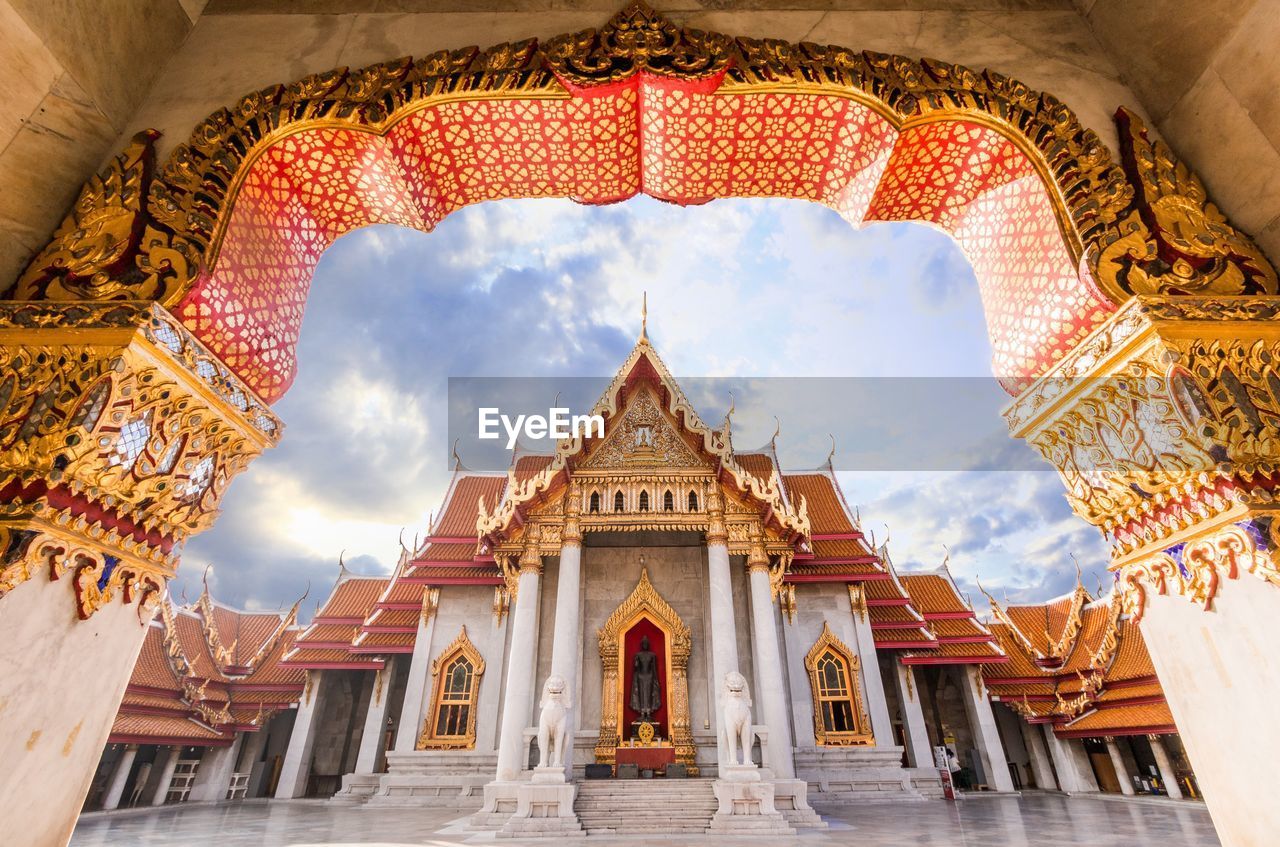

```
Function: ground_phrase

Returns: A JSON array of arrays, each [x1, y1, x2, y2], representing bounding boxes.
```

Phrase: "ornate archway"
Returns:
[[595, 567, 696, 774], [1, 3, 1278, 844], [8, 3, 1273, 405]]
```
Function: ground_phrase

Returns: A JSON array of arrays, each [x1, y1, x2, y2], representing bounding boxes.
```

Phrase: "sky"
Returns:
[[180, 195, 1110, 618]]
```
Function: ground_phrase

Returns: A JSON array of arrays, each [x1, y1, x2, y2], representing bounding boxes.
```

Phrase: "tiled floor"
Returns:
[[70, 794, 1220, 846]]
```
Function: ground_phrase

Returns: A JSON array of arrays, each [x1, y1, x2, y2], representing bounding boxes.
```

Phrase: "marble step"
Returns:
[[575, 779, 718, 834]]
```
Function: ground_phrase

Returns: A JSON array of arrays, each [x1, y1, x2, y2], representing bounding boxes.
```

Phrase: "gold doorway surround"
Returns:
[[595, 567, 697, 774]]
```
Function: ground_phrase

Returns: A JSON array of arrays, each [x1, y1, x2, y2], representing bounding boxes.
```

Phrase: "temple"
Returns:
[[84, 332, 1200, 832]]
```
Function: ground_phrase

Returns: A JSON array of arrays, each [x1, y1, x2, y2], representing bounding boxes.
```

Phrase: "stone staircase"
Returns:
[[574, 778, 719, 835]]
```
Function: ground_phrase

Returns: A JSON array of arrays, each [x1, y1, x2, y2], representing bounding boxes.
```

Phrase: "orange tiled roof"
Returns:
[[437, 474, 507, 538], [514, 454, 554, 483], [873, 626, 937, 644], [130, 626, 184, 691], [899, 573, 971, 616], [316, 576, 389, 620], [1061, 701, 1176, 736], [415, 542, 477, 563], [782, 473, 856, 535], [110, 713, 228, 743], [734, 452, 776, 485]]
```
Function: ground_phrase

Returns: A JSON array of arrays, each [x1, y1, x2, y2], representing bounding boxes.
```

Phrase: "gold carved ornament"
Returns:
[[9, 2, 1177, 321], [803, 621, 873, 747], [419, 625, 486, 750], [593, 567, 697, 774], [1116, 522, 1280, 623], [0, 302, 278, 618], [1005, 296, 1280, 566], [1094, 110, 1278, 299]]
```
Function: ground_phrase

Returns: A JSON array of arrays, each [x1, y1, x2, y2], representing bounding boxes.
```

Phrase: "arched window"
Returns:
[[614, 490, 625, 513], [639, 490, 650, 512], [663, 490, 674, 511], [803, 622, 873, 746], [589, 491, 600, 513], [687, 490, 698, 511], [420, 627, 485, 749]]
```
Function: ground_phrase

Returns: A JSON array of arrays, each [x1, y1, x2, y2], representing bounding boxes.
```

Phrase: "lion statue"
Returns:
[[537, 674, 571, 768], [720, 671, 755, 767]]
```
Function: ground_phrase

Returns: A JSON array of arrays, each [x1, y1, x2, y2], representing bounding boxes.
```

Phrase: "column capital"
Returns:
[[706, 488, 728, 546], [0, 302, 280, 621], [746, 523, 769, 573], [1005, 295, 1280, 617], [519, 524, 543, 574]]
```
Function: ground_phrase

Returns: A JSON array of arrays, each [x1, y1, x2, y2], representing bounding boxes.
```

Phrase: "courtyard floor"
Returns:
[[69, 793, 1218, 847]]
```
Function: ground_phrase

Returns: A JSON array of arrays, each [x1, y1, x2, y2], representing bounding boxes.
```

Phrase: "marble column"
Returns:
[[393, 589, 439, 753], [956, 666, 1015, 792], [1019, 720, 1057, 791], [148, 746, 182, 806], [275, 671, 326, 799], [746, 549, 794, 777], [1150, 735, 1184, 800], [101, 745, 138, 811], [495, 533, 543, 782], [892, 663, 933, 769], [189, 734, 243, 803], [1106, 738, 1135, 795], [474, 532, 546, 829], [547, 507, 583, 772], [711, 534, 742, 772], [1043, 726, 1098, 793], [354, 660, 396, 773], [847, 587, 893, 745]]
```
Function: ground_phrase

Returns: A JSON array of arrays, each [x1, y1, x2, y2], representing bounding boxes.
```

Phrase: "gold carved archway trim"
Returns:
[[594, 567, 696, 774], [418, 625, 486, 750], [11, 2, 1273, 326], [804, 621, 873, 747]]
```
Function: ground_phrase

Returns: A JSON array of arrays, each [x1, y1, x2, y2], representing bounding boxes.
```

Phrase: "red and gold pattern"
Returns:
[[16, 3, 1267, 406]]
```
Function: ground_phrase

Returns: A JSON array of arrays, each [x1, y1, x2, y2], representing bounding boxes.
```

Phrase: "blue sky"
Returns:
[[180, 196, 1109, 616]]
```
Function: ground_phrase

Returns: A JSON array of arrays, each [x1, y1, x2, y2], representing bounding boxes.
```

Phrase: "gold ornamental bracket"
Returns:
[[1093, 109, 1278, 300], [542, 1, 731, 91]]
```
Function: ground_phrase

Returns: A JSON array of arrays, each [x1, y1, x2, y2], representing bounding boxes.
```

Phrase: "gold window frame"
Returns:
[[804, 621, 874, 746], [418, 625, 486, 750]]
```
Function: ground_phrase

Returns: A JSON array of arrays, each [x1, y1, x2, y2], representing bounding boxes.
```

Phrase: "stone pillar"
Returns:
[[393, 588, 439, 753], [496, 538, 542, 781], [892, 663, 933, 769], [745, 539, 793, 779], [149, 746, 183, 806], [1106, 738, 1135, 795], [956, 666, 1015, 792], [547, 501, 583, 771], [847, 586, 893, 745], [1042, 727, 1097, 794], [275, 671, 327, 799], [189, 734, 243, 803], [1150, 736, 1183, 800], [1019, 721, 1058, 791], [473, 529, 543, 827], [353, 660, 396, 773], [498, 508, 586, 838], [745, 531, 822, 829], [0, 303, 278, 845], [101, 745, 138, 811]]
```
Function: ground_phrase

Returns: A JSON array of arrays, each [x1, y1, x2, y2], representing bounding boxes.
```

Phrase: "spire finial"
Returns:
[[770, 416, 781, 450], [451, 438, 462, 470], [941, 543, 951, 570], [639, 291, 648, 343], [826, 433, 836, 470]]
